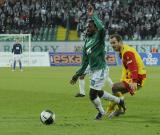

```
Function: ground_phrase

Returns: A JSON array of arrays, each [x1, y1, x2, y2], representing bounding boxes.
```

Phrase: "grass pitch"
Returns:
[[0, 66, 159, 135]]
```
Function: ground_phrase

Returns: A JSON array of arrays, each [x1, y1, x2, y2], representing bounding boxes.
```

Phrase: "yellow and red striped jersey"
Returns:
[[120, 44, 146, 84]]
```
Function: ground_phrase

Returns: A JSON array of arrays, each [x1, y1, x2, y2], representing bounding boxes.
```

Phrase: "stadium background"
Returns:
[[0, 0, 160, 135], [0, 0, 160, 41], [0, 0, 159, 67]]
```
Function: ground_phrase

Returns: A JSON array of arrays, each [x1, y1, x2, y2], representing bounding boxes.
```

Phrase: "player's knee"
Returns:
[[98, 90, 104, 98], [89, 88, 98, 100], [112, 84, 119, 94]]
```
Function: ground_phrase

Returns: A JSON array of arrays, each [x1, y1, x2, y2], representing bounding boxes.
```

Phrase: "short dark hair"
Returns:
[[109, 34, 122, 42]]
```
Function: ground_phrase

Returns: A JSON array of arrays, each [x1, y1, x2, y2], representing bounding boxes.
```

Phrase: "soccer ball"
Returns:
[[40, 110, 55, 125]]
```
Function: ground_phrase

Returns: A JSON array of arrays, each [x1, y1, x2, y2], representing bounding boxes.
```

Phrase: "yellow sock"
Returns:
[[116, 92, 125, 110], [106, 92, 124, 113], [106, 101, 116, 113], [116, 92, 123, 98]]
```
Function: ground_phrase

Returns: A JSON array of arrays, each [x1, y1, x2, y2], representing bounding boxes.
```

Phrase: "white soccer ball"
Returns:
[[40, 110, 55, 125]]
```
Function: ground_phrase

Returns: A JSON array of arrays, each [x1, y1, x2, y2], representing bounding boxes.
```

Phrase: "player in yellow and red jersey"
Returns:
[[107, 34, 146, 118]]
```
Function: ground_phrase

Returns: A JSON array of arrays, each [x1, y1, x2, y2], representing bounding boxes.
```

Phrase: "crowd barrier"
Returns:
[[0, 52, 159, 67], [0, 41, 159, 67]]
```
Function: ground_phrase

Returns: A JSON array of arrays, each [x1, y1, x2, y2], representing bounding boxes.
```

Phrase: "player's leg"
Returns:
[[13, 54, 16, 71], [75, 74, 86, 97], [89, 69, 107, 120], [90, 89, 125, 120], [75, 65, 90, 97], [19, 60, 22, 70], [18, 54, 23, 71], [108, 79, 146, 118], [106, 76, 113, 88], [13, 60, 16, 70], [89, 88, 106, 120], [107, 82, 128, 118], [104, 67, 116, 114], [112, 82, 129, 95], [79, 75, 86, 95], [89, 69, 125, 120], [106, 67, 113, 88]]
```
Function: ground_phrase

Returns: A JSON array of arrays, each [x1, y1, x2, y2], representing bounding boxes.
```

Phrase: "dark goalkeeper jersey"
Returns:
[[12, 43, 22, 54], [76, 14, 106, 76]]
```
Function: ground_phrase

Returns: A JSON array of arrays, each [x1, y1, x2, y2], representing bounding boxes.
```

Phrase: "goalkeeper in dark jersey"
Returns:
[[12, 38, 23, 71], [70, 5, 125, 120]]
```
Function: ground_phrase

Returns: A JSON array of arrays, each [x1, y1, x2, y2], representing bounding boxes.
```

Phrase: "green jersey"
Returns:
[[76, 14, 106, 76]]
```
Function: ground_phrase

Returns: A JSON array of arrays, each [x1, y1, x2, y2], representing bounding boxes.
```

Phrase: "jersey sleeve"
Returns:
[[20, 44, 22, 54], [123, 51, 138, 82], [12, 44, 15, 53], [91, 13, 104, 31], [120, 65, 127, 81], [75, 46, 89, 76]]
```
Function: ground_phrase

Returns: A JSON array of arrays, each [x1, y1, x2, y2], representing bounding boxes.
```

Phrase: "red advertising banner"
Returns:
[[49, 52, 82, 66], [49, 52, 117, 66]]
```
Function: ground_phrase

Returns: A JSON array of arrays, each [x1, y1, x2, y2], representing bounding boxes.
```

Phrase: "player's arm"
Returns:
[[88, 4, 105, 39], [20, 44, 22, 54], [88, 5, 104, 31], [123, 51, 138, 90], [12, 44, 15, 53], [76, 50, 89, 76], [70, 47, 89, 85], [120, 65, 126, 81], [91, 14, 104, 31], [123, 51, 138, 82]]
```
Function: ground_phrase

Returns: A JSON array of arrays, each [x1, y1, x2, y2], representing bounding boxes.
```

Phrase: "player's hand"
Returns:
[[70, 74, 79, 85], [129, 82, 137, 93], [87, 4, 94, 16]]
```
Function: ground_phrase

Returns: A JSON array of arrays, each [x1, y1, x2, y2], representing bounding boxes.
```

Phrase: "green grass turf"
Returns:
[[0, 66, 159, 135]]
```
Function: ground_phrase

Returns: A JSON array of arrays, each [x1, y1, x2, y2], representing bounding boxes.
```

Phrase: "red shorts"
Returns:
[[122, 75, 146, 95]]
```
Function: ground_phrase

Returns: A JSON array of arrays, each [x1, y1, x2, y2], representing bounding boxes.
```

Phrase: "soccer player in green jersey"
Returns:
[[70, 5, 125, 120]]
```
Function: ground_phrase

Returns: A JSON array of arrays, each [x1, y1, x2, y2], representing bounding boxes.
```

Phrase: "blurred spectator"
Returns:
[[0, 0, 159, 40]]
